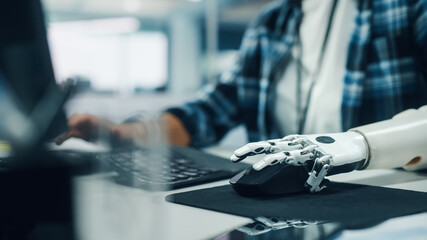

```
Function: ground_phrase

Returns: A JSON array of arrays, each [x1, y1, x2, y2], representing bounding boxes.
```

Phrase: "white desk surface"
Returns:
[[53, 140, 427, 240]]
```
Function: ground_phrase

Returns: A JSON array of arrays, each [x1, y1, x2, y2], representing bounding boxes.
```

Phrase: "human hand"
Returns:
[[230, 132, 368, 193], [55, 113, 142, 145]]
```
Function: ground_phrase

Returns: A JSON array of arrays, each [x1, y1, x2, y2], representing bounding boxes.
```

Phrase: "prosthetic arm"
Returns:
[[231, 106, 427, 193]]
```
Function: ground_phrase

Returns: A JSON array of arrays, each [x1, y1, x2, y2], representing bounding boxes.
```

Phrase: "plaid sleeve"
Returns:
[[414, 0, 427, 76], [164, 67, 243, 148]]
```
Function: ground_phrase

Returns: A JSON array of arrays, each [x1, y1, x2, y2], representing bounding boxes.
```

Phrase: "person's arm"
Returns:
[[159, 113, 190, 146], [55, 113, 117, 144], [56, 1, 289, 147], [163, 77, 242, 148], [55, 113, 191, 146], [162, 1, 289, 148], [355, 0, 427, 170]]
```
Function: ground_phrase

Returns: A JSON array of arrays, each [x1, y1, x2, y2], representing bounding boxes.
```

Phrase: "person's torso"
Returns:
[[273, 0, 357, 135]]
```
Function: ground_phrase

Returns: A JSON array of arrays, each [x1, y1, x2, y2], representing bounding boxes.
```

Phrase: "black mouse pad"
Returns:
[[165, 182, 427, 229]]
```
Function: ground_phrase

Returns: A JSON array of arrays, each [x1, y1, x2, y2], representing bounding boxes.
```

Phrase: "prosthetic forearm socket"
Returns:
[[350, 106, 427, 171]]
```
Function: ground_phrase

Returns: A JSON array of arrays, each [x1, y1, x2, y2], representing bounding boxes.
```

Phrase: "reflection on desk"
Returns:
[[211, 217, 342, 240], [211, 212, 427, 240]]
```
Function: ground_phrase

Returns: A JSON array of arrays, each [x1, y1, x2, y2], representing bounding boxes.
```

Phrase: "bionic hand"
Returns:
[[231, 106, 427, 193], [231, 132, 368, 193]]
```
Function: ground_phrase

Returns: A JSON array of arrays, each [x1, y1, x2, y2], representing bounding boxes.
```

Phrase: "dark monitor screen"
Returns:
[[0, 0, 67, 152]]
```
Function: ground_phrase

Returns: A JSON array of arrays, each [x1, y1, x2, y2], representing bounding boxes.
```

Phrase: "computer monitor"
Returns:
[[0, 0, 68, 155], [0, 2, 74, 237]]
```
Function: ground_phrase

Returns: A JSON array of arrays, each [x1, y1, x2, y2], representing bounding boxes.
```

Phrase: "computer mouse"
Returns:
[[229, 163, 309, 197]]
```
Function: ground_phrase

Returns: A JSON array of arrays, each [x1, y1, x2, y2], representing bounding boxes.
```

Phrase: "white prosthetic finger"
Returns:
[[291, 137, 306, 145], [230, 141, 273, 162], [263, 136, 306, 153], [272, 141, 304, 152], [305, 155, 332, 193], [281, 147, 316, 166], [252, 152, 289, 171], [282, 135, 300, 141]]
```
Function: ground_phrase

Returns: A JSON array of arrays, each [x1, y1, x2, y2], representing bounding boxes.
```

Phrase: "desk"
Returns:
[[65, 143, 427, 240], [59, 94, 427, 239], [50, 140, 250, 240]]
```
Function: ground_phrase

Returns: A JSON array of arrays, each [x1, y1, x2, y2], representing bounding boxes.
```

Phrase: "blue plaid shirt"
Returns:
[[166, 0, 427, 148]]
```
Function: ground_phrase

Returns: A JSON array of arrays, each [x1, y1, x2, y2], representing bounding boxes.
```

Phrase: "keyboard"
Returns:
[[96, 146, 249, 190]]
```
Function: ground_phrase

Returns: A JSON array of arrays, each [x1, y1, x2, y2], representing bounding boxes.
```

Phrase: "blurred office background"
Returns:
[[43, 0, 272, 147], [44, 0, 271, 93]]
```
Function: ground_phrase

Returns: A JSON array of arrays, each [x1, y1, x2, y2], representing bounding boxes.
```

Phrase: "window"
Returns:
[[48, 17, 168, 92]]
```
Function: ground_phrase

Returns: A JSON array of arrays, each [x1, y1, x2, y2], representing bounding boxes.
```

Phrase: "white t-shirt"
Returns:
[[273, 0, 357, 135]]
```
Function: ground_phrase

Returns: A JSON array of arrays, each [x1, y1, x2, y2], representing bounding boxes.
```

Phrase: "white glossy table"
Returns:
[[54, 140, 427, 240]]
